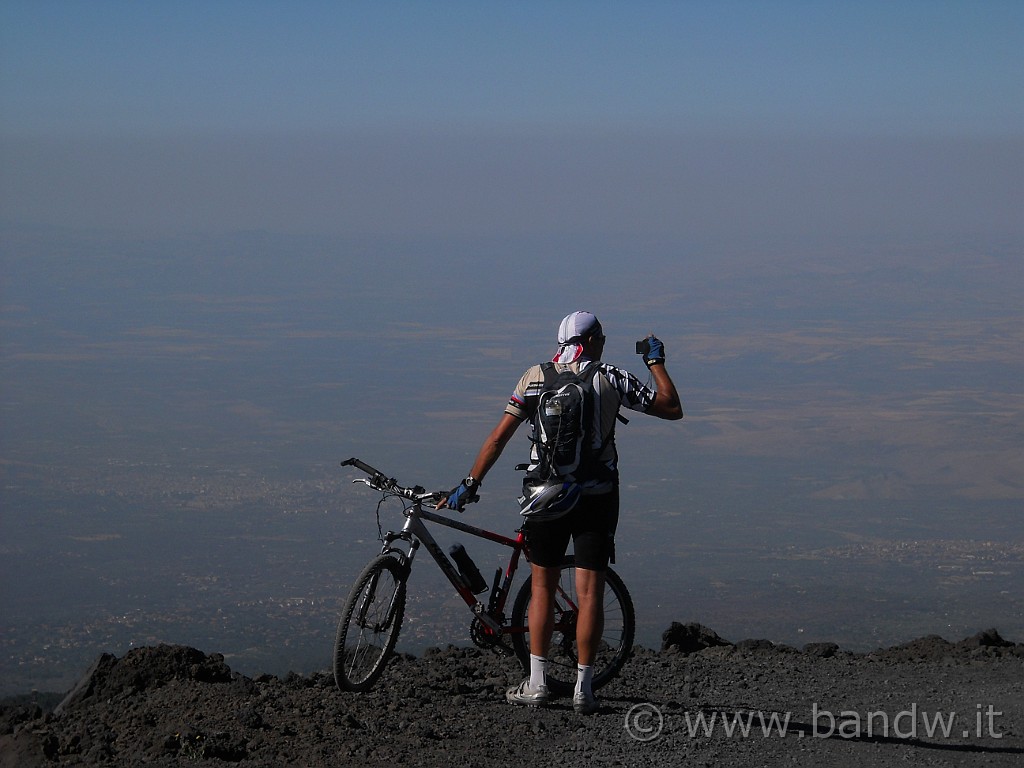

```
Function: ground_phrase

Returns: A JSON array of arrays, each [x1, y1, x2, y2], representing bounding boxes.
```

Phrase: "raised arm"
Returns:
[[646, 362, 683, 420], [639, 335, 683, 420]]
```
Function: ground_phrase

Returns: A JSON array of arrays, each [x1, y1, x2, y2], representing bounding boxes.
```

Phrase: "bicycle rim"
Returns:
[[334, 555, 406, 692], [510, 557, 635, 696]]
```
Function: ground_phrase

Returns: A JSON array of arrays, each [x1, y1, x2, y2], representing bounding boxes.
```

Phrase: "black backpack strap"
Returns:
[[538, 361, 557, 384], [528, 362, 559, 479]]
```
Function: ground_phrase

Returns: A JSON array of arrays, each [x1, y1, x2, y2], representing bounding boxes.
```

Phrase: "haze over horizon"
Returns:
[[2, 1, 1021, 240], [1, 2, 1022, 695]]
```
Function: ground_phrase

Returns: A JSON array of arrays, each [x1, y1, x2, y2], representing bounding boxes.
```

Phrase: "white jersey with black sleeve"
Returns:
[[504, 359, 656, 493]]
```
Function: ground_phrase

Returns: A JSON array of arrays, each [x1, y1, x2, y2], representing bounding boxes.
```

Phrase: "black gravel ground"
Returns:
[[2, 624, 1022, 767]]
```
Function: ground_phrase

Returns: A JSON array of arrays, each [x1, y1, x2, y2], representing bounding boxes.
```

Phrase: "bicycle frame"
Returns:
[[379, 498, 530, 636], [336, 459, 634, 696]]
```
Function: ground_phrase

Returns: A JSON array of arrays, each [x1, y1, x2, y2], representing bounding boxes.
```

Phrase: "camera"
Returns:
[[635, 338, 650, 356]]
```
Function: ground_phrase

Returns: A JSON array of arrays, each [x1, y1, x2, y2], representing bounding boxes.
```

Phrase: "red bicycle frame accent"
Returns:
[[380, 501, 531, 635]]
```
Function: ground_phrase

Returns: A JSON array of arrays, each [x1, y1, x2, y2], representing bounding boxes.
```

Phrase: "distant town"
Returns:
[[3, 457, 1021, 698]]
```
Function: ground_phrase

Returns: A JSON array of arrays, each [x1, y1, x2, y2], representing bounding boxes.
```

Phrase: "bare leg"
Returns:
[[528, 563, 560, 657], [573, 567, 606, 666]]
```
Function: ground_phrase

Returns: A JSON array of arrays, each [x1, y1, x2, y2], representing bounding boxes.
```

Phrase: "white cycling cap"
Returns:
[[556, 311, 602, 344], [553, 311, 603, 364]]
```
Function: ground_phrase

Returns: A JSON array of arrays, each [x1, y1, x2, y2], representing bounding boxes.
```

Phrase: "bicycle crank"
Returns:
[[470, 617, 513, 656]]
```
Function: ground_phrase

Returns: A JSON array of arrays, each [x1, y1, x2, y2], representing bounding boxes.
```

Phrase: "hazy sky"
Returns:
[[3, 0, 1021, 137], [2, 1, 1021, 238]]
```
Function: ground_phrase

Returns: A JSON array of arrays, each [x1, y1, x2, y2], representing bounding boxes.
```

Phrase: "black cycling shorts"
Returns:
[[525, 488, 619, 571]]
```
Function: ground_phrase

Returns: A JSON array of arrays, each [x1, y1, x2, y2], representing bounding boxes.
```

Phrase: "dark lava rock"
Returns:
[[803, 641, 841, 658], [54, 644, 232, 716], [0, 701, 42, 736], [2, 627, 1022, 767], [735, 637, 776, 653], [959, 627, 1015, 649], [661, 621, 732, 654]]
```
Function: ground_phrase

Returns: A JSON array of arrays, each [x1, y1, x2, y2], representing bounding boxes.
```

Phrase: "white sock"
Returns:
[[529, 654, 548, 690], [575, 664, 593, 697]]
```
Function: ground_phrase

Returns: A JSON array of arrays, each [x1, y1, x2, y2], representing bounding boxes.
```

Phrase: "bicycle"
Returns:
[[333, 457, 635, 696]]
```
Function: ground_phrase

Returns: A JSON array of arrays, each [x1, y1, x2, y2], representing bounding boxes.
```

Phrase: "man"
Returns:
[[440, 311, 682, 714]]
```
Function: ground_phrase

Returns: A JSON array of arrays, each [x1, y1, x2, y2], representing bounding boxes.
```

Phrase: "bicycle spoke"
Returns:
[[334, 556, 406, 692], [510, 556, 635, 696]]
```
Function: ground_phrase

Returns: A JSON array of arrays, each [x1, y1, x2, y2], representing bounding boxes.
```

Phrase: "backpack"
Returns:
[[527, 362, 604, 485]]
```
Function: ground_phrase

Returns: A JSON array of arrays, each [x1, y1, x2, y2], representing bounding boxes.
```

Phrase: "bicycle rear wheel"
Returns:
[[510, 556, 634, 696], [334, 554, 407, 692]]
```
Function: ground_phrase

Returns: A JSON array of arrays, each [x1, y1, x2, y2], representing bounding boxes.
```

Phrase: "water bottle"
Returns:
[[449, 543, 488, 594]]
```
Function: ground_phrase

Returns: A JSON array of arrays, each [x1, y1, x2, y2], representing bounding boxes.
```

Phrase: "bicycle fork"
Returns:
[[355, 556, 410, 633]]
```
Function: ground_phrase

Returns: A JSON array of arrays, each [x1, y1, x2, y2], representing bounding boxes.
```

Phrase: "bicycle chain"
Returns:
[[469, 617, 513, 656]]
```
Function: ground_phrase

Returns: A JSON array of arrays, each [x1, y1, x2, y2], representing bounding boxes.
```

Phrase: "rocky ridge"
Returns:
[[2, 624, 1022, 767]]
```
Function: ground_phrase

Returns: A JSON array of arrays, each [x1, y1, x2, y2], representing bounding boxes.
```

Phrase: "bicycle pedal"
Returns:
[[490, 642, 514, 658]]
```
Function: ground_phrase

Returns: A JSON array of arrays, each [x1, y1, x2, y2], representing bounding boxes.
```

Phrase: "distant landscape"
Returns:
[[1, 225, 1021, 696]]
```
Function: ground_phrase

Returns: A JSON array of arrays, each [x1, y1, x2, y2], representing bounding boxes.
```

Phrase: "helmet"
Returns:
[[518, 481, 581, 521]]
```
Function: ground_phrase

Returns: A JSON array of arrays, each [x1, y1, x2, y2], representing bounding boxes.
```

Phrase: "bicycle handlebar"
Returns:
[[340, 457, 383, 477], [341, 457, 446, 502]]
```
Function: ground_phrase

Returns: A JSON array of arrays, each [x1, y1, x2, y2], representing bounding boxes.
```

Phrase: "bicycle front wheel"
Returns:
[[510, 556, 635, 696], [334, 554, 407, 692]]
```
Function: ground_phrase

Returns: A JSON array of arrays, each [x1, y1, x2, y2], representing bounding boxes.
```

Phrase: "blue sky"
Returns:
[[2, 0, 1021, 138], [1, 2, 1021, 237]]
